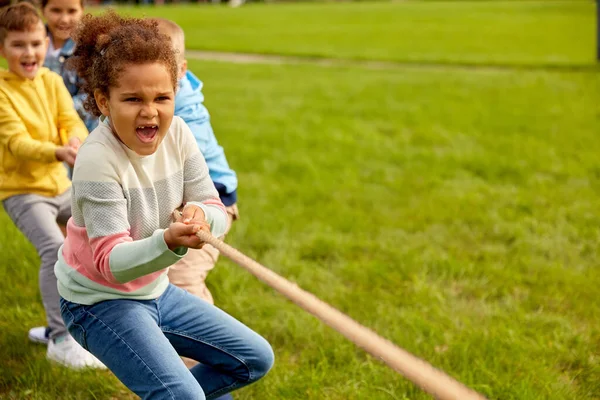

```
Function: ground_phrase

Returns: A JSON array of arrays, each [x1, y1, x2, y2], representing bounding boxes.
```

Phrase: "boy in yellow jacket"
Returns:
[[0, 3, 103, 369]]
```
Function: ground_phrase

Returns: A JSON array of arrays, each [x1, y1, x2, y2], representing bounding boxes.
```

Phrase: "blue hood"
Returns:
[[174, 71, 238, 205], [175, 71, 210, 126]]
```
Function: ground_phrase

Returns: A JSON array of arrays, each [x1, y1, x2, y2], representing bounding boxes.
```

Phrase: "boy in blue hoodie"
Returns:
[[154, 20, 239, 400], [154, 18, 239, 311]]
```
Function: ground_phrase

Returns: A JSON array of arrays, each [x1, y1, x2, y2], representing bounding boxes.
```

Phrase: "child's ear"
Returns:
[[178, 59, 188, 79], [94, 89, 110, 117]]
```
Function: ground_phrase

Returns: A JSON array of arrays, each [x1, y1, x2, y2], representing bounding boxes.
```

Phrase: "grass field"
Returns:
[[115, 1, 596, 67], [1, 1, 599, 399]]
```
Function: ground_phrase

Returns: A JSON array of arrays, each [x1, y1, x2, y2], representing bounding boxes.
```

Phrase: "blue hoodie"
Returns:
[[175, 71, 238, 206]]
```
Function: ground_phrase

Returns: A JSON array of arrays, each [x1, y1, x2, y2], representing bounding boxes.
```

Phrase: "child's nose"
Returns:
[[140, 104, 158, 118]]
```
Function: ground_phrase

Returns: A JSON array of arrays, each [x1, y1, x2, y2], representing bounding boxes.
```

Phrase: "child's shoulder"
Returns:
[[165, 116, 195, 150], [78, 123, 121, 159], [38, 67, 66, 85], [0, 69, 11, 92], [167, 116, 188, 142], [75, 124, 126, 179], [0, 67, 57, 82], [171, 115, 185, 127], [172, 115, 198, 134], [0, 68, 53, 97]]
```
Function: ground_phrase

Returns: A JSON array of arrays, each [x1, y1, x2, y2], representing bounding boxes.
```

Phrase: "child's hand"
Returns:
[[177, 204, 206, 225], [55, 146, 78, 167], [166, 205, 210, 250], [68, 137, 82, 151], [164, 220, 210, 251]]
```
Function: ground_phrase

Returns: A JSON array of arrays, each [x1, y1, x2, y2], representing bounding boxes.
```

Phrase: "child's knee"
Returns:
[[249, 338, 275, 382]]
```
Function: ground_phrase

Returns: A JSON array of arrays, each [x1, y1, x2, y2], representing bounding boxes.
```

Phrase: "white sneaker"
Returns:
[[47, 335, 107, 370], [28, 326, 50, 345]]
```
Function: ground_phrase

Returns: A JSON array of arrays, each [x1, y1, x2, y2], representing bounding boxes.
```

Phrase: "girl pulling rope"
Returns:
[[54, 11, 273, 399]]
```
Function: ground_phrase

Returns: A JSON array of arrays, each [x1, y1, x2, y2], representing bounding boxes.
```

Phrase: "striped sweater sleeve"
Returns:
[[72, 143, 185, 284], [179, 118, 228, 238]]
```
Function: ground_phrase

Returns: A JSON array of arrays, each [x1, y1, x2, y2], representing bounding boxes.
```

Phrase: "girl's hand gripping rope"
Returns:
[[165, 206, 211, 251]]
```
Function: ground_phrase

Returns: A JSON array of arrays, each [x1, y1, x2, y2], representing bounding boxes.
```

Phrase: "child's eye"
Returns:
[[156, 96, 171, 102], [124, 98, 141, 102]]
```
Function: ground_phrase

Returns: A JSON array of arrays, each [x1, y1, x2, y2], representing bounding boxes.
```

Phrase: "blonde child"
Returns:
[[153, 18, 239, 307], [0, 2, 102, 369], [154, 18, 240, 400], [55, 12, 273, 399]]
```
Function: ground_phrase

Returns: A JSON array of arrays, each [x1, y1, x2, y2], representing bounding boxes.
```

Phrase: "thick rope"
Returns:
[[195, 230, 487, 400]]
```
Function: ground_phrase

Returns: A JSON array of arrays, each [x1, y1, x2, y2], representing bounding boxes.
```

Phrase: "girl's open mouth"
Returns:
[[136, 125, 159, 143]]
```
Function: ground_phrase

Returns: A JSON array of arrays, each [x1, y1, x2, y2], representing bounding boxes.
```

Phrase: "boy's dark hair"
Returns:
[[67, 10, 178, 117], [0, 2, 42, 44]]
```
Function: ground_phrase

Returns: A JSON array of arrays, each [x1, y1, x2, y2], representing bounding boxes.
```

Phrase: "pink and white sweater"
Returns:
[[55, 116, 227, 305]]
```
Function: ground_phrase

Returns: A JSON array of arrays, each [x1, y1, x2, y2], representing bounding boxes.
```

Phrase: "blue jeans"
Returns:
[[60, 284, 274, 399]]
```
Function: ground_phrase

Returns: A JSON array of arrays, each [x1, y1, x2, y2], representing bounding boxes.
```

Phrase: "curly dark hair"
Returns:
[[67, 11, 178, 117]]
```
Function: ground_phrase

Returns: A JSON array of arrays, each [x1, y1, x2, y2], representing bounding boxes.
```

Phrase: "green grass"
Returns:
[[110, 1, 596, 67], [2, 1, 600, 399], [2, 59, 599, 399]]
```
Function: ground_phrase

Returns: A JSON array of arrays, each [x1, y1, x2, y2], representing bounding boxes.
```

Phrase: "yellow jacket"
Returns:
[[0, 67, 88, 200]]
